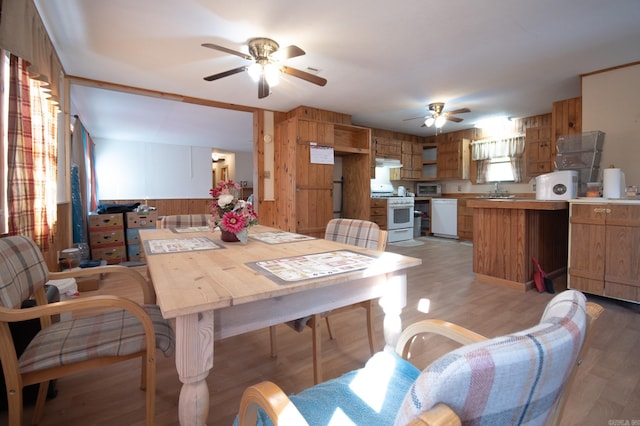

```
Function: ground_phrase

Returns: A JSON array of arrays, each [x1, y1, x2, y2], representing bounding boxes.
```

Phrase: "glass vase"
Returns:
[[220, 230, 240, 242]]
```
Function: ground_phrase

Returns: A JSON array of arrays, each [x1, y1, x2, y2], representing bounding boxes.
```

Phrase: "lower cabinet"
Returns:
[[370, 198, 387, 230], [568, 202, 640, 303]]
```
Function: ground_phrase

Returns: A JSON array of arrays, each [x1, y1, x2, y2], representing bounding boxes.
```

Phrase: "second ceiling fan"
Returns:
[[405, 102, 471, 128], [202, 37, 327, 99]]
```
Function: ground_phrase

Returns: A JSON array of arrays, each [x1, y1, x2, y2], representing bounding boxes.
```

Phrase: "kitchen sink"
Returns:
[[477, 195, 516, 199]]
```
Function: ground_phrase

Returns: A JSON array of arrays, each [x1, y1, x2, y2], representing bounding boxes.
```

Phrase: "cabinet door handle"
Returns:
[[593, 208, 611, 213]]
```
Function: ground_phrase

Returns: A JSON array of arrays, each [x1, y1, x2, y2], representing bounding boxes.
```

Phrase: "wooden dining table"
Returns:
[[138, 224, 421, 425]]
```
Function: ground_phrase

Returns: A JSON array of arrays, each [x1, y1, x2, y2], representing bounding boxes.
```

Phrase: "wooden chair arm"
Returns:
[[50, 264, 156, 304], [238, 381, 309, 426], [395, 319, 488, 359], [0, 295, 153, 327], [408, 403, 461, 426]]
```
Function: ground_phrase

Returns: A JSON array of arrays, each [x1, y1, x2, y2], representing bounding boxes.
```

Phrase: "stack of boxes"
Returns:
[[89, 213, 127, 264], [125, 211, 158, 262]]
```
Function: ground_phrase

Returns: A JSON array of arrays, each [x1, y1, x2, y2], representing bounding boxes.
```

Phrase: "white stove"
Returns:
[[371, 183, 415, 242]]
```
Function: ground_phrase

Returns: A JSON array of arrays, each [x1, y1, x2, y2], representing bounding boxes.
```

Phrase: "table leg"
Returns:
[[378, 271, 407, 348], [175, 311, 215, 426]]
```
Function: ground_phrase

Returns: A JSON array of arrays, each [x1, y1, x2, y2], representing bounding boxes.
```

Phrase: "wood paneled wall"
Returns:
[[99, 199, 211, 216], [285, 105, 352, 124]]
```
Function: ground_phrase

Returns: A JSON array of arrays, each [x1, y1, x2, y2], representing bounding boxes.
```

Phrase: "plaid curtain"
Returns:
[[7, 55, 58, 250]]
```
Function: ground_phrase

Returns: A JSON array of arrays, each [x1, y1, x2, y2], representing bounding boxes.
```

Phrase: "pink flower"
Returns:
[[220, 211, 247, 233]]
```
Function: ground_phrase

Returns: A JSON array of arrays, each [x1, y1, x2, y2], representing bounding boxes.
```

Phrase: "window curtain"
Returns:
[[7, 55, 57, 250], [0, 0, 63, 105], [70, 117, 99, 244], [472, 134, 526, 183]]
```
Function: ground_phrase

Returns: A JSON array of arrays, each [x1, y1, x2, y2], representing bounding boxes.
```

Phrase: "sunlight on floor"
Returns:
[[418, 298, 431, 314]]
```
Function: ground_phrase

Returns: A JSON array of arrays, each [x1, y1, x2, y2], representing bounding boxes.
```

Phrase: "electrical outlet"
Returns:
[[457, 184, 462, 192], [264, 171, 271, 178]]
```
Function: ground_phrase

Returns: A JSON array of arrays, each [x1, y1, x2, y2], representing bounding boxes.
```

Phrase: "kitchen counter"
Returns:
[[469, 198, 569, 292], [466, 198, 568, 210]]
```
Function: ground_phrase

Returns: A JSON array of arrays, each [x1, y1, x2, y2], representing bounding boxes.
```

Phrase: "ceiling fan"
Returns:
[[404, 102, 471, 128], [201, 37, 327, 99]]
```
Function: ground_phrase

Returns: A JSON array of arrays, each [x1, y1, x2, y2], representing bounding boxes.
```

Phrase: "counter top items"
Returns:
[[602, 166, 626, 199], [535, 170, 578, 200]]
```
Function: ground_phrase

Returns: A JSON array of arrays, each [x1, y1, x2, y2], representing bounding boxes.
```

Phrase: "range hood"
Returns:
[[375, 158, 403, 168]]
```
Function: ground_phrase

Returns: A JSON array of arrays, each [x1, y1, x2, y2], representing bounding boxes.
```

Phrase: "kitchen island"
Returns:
[[467, 198, 569, 292]]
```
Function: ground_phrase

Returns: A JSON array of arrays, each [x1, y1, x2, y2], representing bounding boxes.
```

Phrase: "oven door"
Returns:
[[387, 204, 414, 230]]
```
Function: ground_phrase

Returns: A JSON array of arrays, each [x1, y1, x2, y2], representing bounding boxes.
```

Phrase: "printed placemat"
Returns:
[[170, 226, 211, 233], [249, 231, 316, 244], [246, 250, 378, 285], [143, 236, 223, 255]]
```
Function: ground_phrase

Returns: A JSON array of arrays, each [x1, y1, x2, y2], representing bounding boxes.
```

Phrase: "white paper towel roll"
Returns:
[[603, 168, 626, 199]]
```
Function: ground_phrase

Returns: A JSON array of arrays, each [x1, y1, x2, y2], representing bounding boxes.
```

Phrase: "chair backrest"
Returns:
[[324, 218, 385, 251], [0, 236, 49, 309], [394, 290, 589, 426], [156, 214, 210, 229]]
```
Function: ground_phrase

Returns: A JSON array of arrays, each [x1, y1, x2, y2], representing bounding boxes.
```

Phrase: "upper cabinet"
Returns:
[[400, 141, 422, 180], [525, 125, 553, 178], [437, 137, 470, 180], [373, 137, 401, 160]]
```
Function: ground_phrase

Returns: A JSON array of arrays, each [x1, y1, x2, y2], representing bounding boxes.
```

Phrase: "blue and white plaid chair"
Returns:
[[0, 236, 174, 426], [270, 218, 388, 384], [239, 290, 602, 426]]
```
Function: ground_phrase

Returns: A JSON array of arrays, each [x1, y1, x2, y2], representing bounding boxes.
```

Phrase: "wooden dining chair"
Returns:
[[0, 236, 175, 426], [239, 290, 603, 426], [156, 214, 210, 229], [270, 218, 387, 384]]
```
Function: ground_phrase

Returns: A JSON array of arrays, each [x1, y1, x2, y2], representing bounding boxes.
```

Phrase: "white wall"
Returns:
[[95, 139, 251, 200], [582, 63, 640, 188]]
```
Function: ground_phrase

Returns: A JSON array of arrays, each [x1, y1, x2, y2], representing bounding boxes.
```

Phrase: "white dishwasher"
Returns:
[[431, 198, 458, 239]]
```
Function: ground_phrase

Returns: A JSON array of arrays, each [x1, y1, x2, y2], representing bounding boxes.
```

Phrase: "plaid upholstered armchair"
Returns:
[[269, 218, 388, 384], [238, 290, 602, 426], [0, 236, 174, 426]]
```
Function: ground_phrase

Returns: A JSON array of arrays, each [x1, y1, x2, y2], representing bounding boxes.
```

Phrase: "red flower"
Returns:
[[220, 211, 247, 233]]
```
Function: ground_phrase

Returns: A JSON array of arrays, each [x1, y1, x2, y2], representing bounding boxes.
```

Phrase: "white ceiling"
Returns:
[[35, 0, 640, 153]]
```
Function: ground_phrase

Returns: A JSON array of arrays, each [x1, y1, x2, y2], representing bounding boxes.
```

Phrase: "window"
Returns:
[[486, 157, 515, 182]]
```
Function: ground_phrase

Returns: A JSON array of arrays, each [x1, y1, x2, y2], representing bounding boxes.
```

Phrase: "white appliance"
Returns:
[[416, 182, 442, 197], [371, 181, 415, 242], [535, 170, 578, 200], [431, 198, 458, 239]]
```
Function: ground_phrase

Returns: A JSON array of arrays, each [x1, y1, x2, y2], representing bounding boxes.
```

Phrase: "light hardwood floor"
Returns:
[[3, 238, 639, 425]]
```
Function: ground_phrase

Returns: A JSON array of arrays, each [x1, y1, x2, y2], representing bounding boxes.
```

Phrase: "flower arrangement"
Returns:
[[209, 180, 258, 243]]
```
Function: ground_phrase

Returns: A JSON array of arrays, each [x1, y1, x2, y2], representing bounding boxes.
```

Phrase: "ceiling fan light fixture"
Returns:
[[435, 115, 447, 128], [247, 63, 262, 82], [424, 117, 435, 127], [263, 62, 280, 86]]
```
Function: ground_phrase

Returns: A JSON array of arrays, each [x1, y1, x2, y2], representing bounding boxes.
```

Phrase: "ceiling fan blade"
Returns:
[[446, 116, 464, 123], [403, 116, 427, 122], [258, 74, 270, 99], [274, 45, 305, 60], [201, 43, 252, 60], [281, 66, 327, 86], [203, 66, 247, 81], [446, 108, 471, 115]]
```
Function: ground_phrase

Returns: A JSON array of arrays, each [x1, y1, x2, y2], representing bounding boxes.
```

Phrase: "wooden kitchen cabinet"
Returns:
[[568, 202, 640, 303], [457, 198, 473, 241], [373, 137, 401, 160], [400, 140, 422, 180], [525, 125, 553, 179], [437, 138, 470, 180], [275, 118, 334, 238], [370, 198, 387, 230]]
